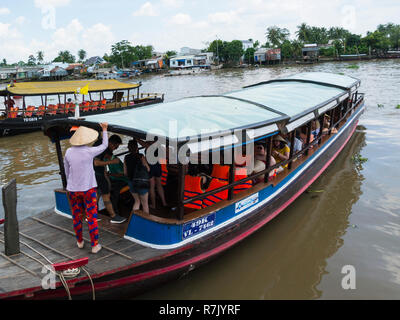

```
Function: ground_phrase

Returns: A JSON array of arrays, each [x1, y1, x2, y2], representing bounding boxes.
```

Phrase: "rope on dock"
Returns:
[[30, 216, 134, 260], [0, 230, 95, 300]]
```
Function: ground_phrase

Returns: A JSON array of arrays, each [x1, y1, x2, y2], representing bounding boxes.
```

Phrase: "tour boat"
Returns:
[[0, 72, 365, 299], [0, 79, 164, 137]]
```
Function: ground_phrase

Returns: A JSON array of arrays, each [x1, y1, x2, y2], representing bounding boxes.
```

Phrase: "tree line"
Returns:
[[206, 22, 400, 63], [1, 22, 399, 67]]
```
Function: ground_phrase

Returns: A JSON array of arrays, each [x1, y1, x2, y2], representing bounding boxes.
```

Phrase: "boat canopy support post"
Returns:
[[55, 136, 67, 189], [288, 131, 295, 170], [177, 164, 186, 220], [2, 179, 20, 256], [264, 136, 272, 183]]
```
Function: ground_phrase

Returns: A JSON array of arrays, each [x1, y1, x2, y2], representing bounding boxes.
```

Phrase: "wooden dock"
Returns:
[[0, 209, 171, 299]]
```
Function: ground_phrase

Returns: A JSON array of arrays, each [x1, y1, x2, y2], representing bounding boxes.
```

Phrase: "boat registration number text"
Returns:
[[182, 213, 216, 240]]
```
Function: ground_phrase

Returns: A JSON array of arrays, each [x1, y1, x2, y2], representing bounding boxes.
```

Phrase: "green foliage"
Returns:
[[244, 47, 255, 64], [37, 51, 44, 64], [319, 46, 336, 57], [395, 104, 400, 109], [265, 26, 290, 47], [109, 40, 153, 68], [346, 64, 359, 69], [208, 39, 244, 64], [53, 50, 76, 63], [78, 49, 87, 62], [27, 55, 36, 66]]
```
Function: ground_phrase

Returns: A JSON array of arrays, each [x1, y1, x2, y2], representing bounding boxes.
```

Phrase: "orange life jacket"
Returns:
[[184, 175, 204, 210], [203, 179, 228, 207], [100, 99, 107, 109], [8, 107, 18, 118], [161, 163, 168, 186], [233, 167, 252, 194], [211, 164, 230, 182]]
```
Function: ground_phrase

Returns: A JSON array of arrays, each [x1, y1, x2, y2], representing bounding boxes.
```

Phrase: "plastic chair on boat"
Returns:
[[25, 106, 35, 117], [100, 99, 107, 110], [91, 101, 99, 111], [47, 104, 58, 115], [37, 105, 46, 116], [82, 101, 90, 112]]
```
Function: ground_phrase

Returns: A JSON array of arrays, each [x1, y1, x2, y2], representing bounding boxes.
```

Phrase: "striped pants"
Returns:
[[67, 188, 99, 247]]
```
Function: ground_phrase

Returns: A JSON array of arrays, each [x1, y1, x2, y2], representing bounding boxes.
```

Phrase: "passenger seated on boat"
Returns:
[[124, 139, 150, 215], [299, 126, 315, 147], [252, 142, 277, 183], [94, 134, 127, 224], [311, 120, 321, 137], [322, 114, 338, 134], [272, 135, 290, 168]]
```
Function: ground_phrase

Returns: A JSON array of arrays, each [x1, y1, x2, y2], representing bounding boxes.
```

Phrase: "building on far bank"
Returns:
[[254, 48, 281, 65], [169, 52, 214, 69], [302, 44, 319, 61]]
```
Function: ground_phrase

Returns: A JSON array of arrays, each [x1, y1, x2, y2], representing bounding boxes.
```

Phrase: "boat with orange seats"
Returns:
[[0, 72, 365, 300], [0, 79, 164, 137]]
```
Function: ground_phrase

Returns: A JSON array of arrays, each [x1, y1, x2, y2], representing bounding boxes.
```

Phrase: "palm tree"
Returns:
[[37, 51, 44, 64], [78, 49, 87, 63], [296, 23, 310, 42], [265, 26, 290, 48]]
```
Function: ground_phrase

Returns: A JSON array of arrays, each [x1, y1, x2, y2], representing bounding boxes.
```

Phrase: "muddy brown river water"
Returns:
[[0, 60, 399, 299]]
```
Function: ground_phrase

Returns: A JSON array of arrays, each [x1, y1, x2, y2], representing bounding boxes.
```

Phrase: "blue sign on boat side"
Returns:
[[183, 213, 216, 240]]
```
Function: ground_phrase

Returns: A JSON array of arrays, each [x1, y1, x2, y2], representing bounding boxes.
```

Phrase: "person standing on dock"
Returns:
[[64, 123, 109, 254]]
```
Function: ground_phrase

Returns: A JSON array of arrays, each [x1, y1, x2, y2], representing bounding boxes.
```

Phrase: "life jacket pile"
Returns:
[[184, 175, 204, 210]]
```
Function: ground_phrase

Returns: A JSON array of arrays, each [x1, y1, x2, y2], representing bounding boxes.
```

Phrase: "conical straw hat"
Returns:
[[69, 126, 99, 146]]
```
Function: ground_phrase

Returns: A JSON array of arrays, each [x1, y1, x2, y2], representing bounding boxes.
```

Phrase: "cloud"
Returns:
[[133, 2, 159, 17], [208, 11, 240, 25], [15, 16, 27, 25], [34, 0, 71, 8], [0, 7, 10, 15], [161, 0, 184, 8], [169, 13, 192, 25]]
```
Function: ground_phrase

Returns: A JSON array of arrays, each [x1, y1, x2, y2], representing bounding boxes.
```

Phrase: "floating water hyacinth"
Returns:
[[377, 104, 384, 108], [347, 64, 359, 69], [396, 104, 400, 109]]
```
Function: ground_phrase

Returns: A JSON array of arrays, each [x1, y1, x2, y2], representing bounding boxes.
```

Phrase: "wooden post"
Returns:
[[288, 131, 295, 170], [177, 164, 186, 220], [264, 136, 272, 183], [2, 179, 20, 256], [305, 122, 312, 156], [55, 136, 67, 189]]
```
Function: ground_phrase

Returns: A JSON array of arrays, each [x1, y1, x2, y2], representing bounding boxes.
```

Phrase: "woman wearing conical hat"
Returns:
[[64, 123, 109, 254]]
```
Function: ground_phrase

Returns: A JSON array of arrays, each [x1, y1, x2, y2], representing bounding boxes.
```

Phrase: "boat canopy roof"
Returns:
[[44, 72, 360, 152], [4, 79, 140, 96]]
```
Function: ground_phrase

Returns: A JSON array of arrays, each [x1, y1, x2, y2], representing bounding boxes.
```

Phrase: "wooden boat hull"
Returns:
[[1, 100, 364, 300]]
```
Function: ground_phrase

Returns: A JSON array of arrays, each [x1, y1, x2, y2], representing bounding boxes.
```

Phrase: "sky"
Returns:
[[0, 0, 399, 63]]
